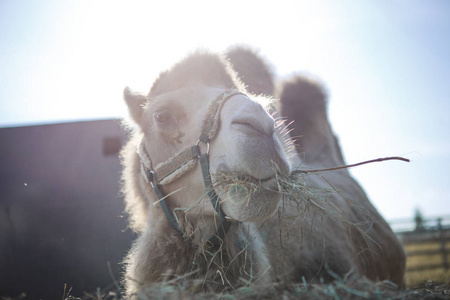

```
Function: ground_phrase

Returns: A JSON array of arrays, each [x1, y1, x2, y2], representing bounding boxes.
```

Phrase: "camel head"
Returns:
[[124, 51, 291, 230]]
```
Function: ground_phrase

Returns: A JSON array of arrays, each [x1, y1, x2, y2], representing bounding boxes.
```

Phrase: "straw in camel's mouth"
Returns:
[[212, 170, 281, 198]]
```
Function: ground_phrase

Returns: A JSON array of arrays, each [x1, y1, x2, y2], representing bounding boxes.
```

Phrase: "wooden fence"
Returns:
[[391, 216, 450, 285]]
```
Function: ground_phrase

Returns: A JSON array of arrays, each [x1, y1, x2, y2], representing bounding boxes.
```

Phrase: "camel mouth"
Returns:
[[213, 170, 283, 222], [212, 170, 281, 194]]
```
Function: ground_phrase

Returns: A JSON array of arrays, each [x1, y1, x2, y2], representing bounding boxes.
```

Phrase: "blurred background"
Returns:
[[1, 0, 449, 298]]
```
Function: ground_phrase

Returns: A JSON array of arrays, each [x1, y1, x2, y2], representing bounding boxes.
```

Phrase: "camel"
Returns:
[[120, 50, 405, 298]]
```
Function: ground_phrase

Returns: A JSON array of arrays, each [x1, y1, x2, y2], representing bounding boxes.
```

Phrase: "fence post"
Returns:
[[438, 218, 448, 271]]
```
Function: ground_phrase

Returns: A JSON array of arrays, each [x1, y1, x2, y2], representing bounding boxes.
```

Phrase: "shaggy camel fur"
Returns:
[[120, 50, 405, 298], [226, 46, 275, 96]]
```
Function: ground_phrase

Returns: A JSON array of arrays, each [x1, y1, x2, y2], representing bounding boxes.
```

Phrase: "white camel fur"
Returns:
[[120, 50, 405, 297]]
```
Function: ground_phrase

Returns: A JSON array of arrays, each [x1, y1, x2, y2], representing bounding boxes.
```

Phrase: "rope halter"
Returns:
[[138, 89, 245, 249]]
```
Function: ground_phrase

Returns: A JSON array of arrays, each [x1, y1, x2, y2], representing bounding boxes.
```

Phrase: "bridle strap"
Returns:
[[199, 152, 232, 248], [142, 152, 231, 248], [200, 89, 245, 141], [151, 182, 185, 237], [139, 89, 244, 248], [154, 145, 200, 183]]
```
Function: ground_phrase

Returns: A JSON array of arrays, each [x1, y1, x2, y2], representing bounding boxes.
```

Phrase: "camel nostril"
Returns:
[[226, 95, 277, 137], [231, 114, 276, 137], [231, 121, 274, 138]]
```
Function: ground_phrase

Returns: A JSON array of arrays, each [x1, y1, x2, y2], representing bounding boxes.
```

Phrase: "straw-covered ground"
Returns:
[[56, 277, 450, 300], [3, 278, 449, 300], [4, 270, 448, 300]]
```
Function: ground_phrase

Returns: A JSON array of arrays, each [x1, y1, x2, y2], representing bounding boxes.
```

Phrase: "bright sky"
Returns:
[[1, 0, 449, 222]]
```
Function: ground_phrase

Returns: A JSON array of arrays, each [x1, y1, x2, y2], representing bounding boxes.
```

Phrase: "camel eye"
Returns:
[[154, 111, 174, 125]]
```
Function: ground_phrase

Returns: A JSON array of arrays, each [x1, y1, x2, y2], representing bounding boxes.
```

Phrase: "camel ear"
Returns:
[[124, 86, 147, 124]]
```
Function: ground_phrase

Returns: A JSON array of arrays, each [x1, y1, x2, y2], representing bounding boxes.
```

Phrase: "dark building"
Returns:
[[0, 119, 134, 299]]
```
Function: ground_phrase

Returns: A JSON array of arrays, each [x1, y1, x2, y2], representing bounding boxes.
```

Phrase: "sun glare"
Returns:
[[43, 0, 336, 123]]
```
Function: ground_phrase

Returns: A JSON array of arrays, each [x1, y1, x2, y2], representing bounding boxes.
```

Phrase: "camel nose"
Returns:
[[221, 95, 291, 178], [230, 100, 276, 138], [230, 99, 292, 178]]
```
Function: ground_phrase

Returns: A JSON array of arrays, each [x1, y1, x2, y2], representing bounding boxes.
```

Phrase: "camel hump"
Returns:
[[226, 46, 275, 96], [278, 75, 346, 165], [279, 75, 328, 126]]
